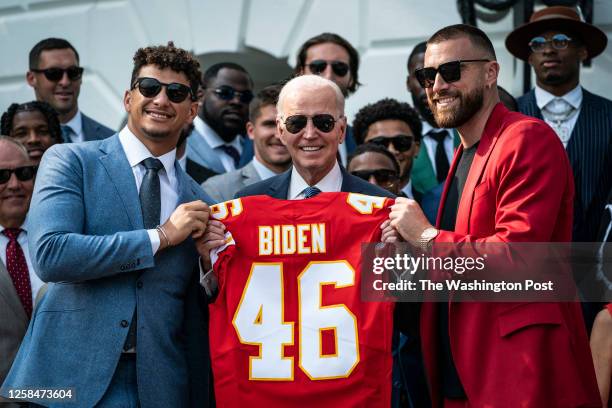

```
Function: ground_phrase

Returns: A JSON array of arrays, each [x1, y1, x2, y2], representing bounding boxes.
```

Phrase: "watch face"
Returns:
[[423, 228, 438, 239]]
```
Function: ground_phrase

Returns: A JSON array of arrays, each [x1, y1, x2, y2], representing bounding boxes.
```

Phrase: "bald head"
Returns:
[[277, 75, 345, 119], [0, 136, 30, 162]]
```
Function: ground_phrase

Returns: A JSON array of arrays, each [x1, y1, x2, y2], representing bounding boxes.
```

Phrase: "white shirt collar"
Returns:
[[401, 179, 414, 199], [421, 120, 451, 139], [194, 116, 243, 153], [63, 110, 84, 138], [118, 126, 176, 178], [288, 161, 343, 200], [535, 84, 583, 110], [251, 156, 279, 180]]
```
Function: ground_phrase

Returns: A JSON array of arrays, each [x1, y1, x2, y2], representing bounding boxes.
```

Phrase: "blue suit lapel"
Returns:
[[268, 170, 291, 199], [239, 137, 254, 168], [186, 129, 225, 173], [175, 161, 198, 205], [98, 135, 144, 229]]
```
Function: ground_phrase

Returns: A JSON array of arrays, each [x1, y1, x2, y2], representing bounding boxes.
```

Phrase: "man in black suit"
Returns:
[[506, 5, 612, 243], [236, 75, 391, 200]]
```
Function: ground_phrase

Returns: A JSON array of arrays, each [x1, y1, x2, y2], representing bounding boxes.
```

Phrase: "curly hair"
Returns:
[[130, 41, 201, 99], [1, 100, 62, 143], [294, 33, 361, 95], [352, 98, 423, 145]]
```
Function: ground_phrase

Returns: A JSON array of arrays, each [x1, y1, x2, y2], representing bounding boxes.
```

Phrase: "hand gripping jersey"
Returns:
[[209, 192, 395, 408]]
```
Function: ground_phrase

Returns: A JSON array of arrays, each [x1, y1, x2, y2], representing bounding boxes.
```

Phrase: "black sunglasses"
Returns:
[[529, 34, 573, 53], [307, 60, 350, 77], [414, 59, 490, 88], [350, 169, 398, 186], [31, 66, 84, 82], [368, 135, 414, 152], [132, 77, 194, 103], [213, 85, 254, 104], [0, 166, 37, 184], [283, 114, 337, 134]]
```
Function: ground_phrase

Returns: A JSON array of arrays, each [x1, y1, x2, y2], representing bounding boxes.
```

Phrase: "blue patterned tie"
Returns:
[[303, 186, 321, 199], [61, 125, 74, 143], [220, 145, 240, 168]]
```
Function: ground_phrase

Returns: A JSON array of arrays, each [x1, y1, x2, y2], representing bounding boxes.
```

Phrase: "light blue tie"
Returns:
[[60, 125, 74, 143], [302, 186, 321, 199]]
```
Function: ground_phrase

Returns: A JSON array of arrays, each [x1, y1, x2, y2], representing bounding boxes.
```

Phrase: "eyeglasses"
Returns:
[[132, 77, 194, 103], [414, 59, 490, 88], [213, 85, 254, 104], [529, 34, 573, 53], [0, 166, 37, 184], [368, 135, 415, 152], [283, 114, 337, 134], [30, 66, 84, 82], [307, 60, 350, 77], [350, 169, 398, 186]]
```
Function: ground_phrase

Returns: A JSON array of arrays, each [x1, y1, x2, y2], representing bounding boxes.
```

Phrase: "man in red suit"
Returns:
[[389, 24, 600, 407]]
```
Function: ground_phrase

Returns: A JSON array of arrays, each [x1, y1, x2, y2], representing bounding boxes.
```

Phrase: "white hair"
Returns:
[[0, 136, 29, 160], [276, 75, 345, 119]]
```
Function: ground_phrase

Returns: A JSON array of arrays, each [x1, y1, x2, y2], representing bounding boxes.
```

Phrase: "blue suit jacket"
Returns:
[[81, 113, 114, 142], [235, 166, 395, 199], [1, 135, 214, 407], [186, 125, 253, 174], [518, 88, 612, 241]]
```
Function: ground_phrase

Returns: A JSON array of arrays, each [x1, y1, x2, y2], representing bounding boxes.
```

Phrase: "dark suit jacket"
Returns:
[[235, 166, 394, 199], [81, 113, 114, 142], [518, 88, 612, 242], [186, 158, 217, 184]]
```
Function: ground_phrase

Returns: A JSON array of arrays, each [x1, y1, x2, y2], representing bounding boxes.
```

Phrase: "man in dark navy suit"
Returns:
[[506, 5, 612, 243], [236, 75, 391, 201]]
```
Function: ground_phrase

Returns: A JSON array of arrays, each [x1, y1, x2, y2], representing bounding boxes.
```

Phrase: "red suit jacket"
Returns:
[[422, 103, 600, 407]]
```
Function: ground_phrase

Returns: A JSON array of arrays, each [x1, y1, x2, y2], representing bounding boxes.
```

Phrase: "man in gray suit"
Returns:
[[202, 84, 291, 202], [0, 138, 44, 408], [26, 38, 114, 143], [2, 43, 214, 407]]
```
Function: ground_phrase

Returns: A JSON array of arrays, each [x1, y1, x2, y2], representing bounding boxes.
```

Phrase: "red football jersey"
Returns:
[[209, 192, 395, 408]]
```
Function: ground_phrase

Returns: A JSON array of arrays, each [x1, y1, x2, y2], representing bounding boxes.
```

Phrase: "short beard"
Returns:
[[140, 126, 171, 140], [429, 86, 484, 129]]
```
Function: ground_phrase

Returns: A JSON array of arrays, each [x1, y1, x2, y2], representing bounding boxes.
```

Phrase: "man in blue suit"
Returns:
[[26, 38, 114, 143], [2, 42, 214, 407], [187, 62, 254, 174], [506, 5, 612, 243]]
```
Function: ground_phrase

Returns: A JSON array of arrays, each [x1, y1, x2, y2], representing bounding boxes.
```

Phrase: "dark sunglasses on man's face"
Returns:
[[350, 169, 398, 186], [529, 34, 573, 53], [368, 135, 414, 152], [0, 166, 37, 184], [307, 60, 350, 77], [132, 77, 194, 103], [213, 85, 254, 104], [30, 66, 84, 82], [414, 59, 490, 88], [283, 114, 337, 134]]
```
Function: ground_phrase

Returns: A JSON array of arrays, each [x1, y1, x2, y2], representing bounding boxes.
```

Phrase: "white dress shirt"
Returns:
[[288, 161, 343, 200], [0, 222, 44, 304], [62, 110, 85, 143], [401, 180, 415, 199], [193, 116, 243, 172], [535, 84, 583, 147], [251, 156, 279, 180], [421, 121, 454, 178], [118, 126, 179, 254]]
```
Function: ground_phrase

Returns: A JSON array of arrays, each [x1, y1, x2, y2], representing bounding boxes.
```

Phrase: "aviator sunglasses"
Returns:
[[0, 166, 37, 184], [307, 60, 350, 77], [283, 114, 338, 134], [30, 66, 84, 82], [350, 169, 399, 186], [132, 77, 194, 103], [213, 85, 254, 104], [414, 59, 490, 88], [529, 34, 573, 53], [368, 135, 414, 152]]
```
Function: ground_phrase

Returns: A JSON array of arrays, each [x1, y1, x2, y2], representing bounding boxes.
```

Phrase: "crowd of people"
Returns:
[[0, 4, 611, 408]]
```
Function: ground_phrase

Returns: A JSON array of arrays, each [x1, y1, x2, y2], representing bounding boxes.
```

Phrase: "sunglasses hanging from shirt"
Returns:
[[414, 59, 490, 88], [132, 77, 195, 103], [307, 60, 350, 77], [31, 66, 84, 82], [0, 166, 37, 184], [283, 114, 338, 134], [368, 135, 414, 152]]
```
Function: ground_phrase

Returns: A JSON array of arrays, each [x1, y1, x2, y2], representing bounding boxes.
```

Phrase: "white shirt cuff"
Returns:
[[199, 257, 218, 297], [147, 229, 161, 254]]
